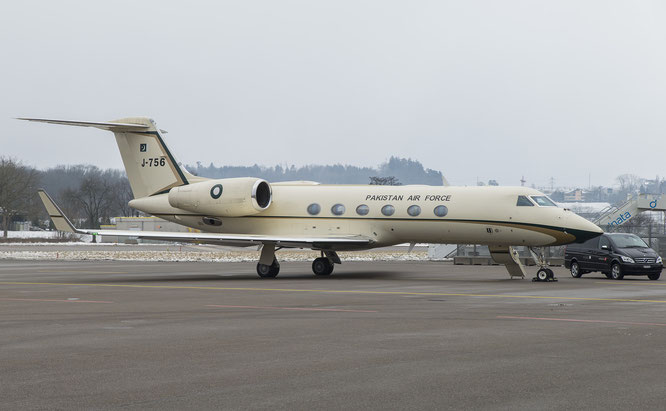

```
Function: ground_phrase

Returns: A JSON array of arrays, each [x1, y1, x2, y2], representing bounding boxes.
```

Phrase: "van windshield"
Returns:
[[610, 234, 649, 248]]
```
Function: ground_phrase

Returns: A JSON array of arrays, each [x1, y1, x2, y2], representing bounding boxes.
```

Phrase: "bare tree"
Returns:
[[616, 174, 642, 194], [110, 176, 134, 217], [0, 158, 40, 238], [63, 167, 114, 229]]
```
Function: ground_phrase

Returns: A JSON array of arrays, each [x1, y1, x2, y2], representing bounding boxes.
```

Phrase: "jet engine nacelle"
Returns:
[[168, 177, 272, 217]]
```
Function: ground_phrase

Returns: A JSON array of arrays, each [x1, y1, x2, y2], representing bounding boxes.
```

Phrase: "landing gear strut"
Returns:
[[256, 243, 280, 278], [529, 247, 557, 282]]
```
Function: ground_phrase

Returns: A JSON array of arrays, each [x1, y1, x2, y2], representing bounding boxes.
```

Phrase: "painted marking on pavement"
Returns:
[[207, 304, 377, 313], [0, 297, 113, 304], [498, 316, 666, 327], [595, 281, 666, 286], [36, 270, 129, 274], [2, 281, 666, 304]]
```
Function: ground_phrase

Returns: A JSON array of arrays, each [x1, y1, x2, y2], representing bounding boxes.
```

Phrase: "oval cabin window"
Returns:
[[356, 204, 370, 215], [381, 205, 395, 216], [331, 204, 346, 216], [407, 205, 421, 217], [307, 203, 321, 215], [433, 205, 448, 217]]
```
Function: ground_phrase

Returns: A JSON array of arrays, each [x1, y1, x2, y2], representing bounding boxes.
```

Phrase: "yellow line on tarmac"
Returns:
[[36, 270, 129, 274], [595, 281, 666, 286], [1, 281, 666, 304]]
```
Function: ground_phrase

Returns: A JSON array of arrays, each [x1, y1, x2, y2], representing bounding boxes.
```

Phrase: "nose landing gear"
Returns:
[[529, 247, 557, 282]]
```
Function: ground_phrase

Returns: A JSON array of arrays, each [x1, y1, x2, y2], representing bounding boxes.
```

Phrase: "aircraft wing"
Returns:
[[37, 190, 373, 249]]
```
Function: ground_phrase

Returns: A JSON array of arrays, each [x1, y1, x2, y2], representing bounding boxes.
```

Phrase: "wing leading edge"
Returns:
[[37, 190, 373, 249]]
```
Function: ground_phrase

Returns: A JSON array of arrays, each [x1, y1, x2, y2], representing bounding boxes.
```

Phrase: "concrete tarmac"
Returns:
[[1, 260, 665, 410]]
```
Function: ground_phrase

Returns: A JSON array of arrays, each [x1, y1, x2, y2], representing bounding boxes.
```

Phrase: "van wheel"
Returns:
[[648, 273, 661, 280], [610, 263, 624, 280], [570, 261, 582, 278]]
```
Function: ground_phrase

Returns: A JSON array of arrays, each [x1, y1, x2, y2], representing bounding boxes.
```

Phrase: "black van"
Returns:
[[564, 233, 662, 280]]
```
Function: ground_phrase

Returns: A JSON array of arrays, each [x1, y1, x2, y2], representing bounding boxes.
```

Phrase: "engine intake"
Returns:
[[252, 180, 272, 209], [168, 177, 272, 217]]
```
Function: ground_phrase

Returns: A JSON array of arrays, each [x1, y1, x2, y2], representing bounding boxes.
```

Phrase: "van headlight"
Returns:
[[657, 256, 663, 264], [620, 256, 635, 263]]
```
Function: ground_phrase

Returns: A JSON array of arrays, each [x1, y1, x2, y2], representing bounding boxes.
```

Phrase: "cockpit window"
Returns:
[[517, 196, 534, 206], [530, 196, 557, 207]]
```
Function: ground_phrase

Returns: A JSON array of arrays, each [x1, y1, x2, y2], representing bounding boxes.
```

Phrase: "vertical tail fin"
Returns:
[[110, 117, 189, 198], [18, 117, 191, 198]]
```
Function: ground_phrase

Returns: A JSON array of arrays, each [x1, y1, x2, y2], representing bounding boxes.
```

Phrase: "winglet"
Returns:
[[37, 190, 79, 233]]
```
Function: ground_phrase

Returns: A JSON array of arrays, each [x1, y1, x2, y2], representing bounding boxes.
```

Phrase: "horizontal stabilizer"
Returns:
[[17, 118, 150, 133]]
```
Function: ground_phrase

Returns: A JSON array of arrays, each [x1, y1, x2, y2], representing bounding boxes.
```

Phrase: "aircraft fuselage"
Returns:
[[129, 184, 601, 250]]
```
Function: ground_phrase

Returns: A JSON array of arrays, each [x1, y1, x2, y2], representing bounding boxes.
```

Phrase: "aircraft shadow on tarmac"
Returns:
[[88, 271, 397, 283], [85, 271, 531, 284]]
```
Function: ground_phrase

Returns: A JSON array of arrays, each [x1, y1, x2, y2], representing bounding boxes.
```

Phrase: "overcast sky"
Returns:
[[1, 0, 665, 188]]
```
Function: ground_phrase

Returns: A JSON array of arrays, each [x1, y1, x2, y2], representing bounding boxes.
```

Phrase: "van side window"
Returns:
[[582, 237, 599, 249], [517, 196, 534, 206], [599, 236, 611, 250]]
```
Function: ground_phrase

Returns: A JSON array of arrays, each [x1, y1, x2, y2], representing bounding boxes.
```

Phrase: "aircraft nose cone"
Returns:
[[567, 213, 603, 243]]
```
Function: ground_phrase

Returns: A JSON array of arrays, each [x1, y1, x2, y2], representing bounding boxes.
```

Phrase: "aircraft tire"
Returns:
[[257, 259, 280, 278], [312, 258, 333, 276], [536, 268, 549, 281]]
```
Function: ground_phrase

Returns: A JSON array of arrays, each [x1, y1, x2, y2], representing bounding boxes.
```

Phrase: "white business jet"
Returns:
[[21, 117, 602, 280]]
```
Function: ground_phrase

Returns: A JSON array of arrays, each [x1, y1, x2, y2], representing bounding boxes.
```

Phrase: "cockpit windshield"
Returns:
[[530, 196, 557, 207], [516, 196, 534, 206]]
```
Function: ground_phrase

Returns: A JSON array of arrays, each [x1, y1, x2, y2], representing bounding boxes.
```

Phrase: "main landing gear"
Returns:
[[529, 247, 557, 282], [312, 257, 334, 276], [255, 245, 341, 278], [256, 243, 281, 278], [256, 258, 280, 278], [312, 251, 340, 276]]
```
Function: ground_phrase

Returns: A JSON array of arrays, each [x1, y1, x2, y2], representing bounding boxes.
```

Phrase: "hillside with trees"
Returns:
[[188, 157, 444, 186]]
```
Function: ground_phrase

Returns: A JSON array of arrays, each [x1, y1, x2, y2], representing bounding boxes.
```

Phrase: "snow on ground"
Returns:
[[3, 231, 92, 242], [5, 231, 60, 239], [0, 249, 429, 262], [556, 202, 611, 213]]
